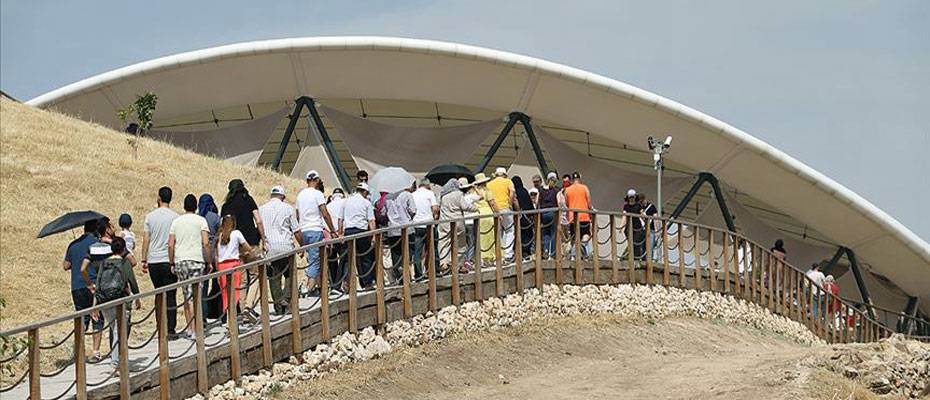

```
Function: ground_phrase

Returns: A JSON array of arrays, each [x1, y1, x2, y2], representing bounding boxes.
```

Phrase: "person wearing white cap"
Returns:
[[296, 170, 337, 297], [621, 188, 646, 260], [340, 182, 377, 289], [325, 188, 348, 291], [259, 185, 300, 314], [487, 167, 519, 261], [411, 178, 440, 277]]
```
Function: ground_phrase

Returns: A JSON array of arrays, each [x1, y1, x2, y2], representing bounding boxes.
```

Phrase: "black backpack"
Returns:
[[95, 257, 128, 304]]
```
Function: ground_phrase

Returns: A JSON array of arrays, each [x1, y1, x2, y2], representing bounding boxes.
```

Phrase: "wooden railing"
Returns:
[[0, 208, 908, 399]]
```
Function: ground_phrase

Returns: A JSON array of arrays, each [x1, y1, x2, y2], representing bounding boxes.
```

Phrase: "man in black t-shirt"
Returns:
[[622, 189, 646, 260], [638, 194, 658, 261]]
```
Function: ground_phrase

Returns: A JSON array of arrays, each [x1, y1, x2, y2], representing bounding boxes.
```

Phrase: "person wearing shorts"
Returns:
[[295, 170, 336, 297], [168, 194, 211, 339]]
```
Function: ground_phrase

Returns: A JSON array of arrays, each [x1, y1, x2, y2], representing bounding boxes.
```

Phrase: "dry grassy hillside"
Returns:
[[0, 98, 303, 329]]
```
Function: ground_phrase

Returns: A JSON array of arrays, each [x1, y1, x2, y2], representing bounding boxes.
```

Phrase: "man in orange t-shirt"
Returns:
[[564, 172, 593, 259]]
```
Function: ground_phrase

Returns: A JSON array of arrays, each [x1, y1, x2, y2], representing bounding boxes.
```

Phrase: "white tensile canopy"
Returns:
[[27, 36, 930, 315]]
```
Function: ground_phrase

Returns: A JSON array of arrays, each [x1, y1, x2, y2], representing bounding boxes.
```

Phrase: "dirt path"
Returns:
[[280, 316, 832, 400]]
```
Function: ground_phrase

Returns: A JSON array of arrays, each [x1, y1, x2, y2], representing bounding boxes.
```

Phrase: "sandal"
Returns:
[[89, 352, 104, 363]]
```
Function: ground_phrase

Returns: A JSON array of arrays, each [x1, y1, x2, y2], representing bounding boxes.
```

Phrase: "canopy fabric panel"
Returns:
[[695, 190, 837, 271], [147, 107, 287, 159], [528, 125, 691, 211], [289, 144, 342, 191], [319, 104, 500, 176]]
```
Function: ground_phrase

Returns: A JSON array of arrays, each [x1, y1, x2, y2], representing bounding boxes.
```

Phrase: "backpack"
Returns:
[[95, 257, 128, 304], [374, 192, 390, 227]]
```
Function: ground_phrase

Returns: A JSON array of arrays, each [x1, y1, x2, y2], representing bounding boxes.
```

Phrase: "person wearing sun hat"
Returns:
[[465, 172, 500, 266], [438, 177, 479, 273]]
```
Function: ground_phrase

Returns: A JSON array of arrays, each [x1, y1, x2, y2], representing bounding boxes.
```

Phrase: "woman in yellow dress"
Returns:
[[470, 173, 499, 266]]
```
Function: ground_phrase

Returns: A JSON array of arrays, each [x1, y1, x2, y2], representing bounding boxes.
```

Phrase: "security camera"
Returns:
[[664, 135, 673, 147]]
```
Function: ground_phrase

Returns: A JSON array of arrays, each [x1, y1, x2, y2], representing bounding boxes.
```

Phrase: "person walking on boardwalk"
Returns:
[[296, 170, 337, 297], [215, 215, 254, 323], [340, 183, 377, 289], [168, 194, 211, 338], [63, 219, 104, 360], [564, 172, 593, 260], [487, 167, 519, 261], [259, 186, 301, 315], [438, 177, 478, 274], [140, 187, 180, 339]]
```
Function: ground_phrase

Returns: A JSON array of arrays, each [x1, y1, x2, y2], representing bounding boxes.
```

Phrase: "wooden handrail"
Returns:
[[4, 207, 916, 399]]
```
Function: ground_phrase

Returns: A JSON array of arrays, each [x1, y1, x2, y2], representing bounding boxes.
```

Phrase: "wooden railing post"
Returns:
[[402, 228, 413, 316], [473, 218, 483, 301], [450, 223, 461, 305], [766, 253, 775, 311], [534, 214, 544, 290], [427, 226, 438, 312], [662, 220, 670, 286], [645, 222, 653, 285], [226, 270, 241, 383], [193, 280, 207, 395], [627, 217, 636, 284], [721, 233, 729, 293], [677, 224, 685, 288], [514, 215, 524, 294], [750, 245, 759, 305], [348, 239, 358, 334], [494, 216, 504, 297], [554, 209, 563, 286], [288, 254, 302, 358], [156, 292, 170, 398], [708, 230, 716, 292], [591, 213, 600, 285], [320, 246, 330, 341], [375, 234, 386, 325], [573, 216, 582, 284], [610, 215, 619, 284], [74, 316, 87, 400], [117, 302, 129, 398], [258, 264, 272, 368], [731, 236, 741, 297], [694, 228, 702, 290], [28, 328, 40, 400]]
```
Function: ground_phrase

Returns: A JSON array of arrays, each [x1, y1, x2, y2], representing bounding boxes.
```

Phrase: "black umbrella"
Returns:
[[37, 210, 105, 238], [425, 164, 474, 185]]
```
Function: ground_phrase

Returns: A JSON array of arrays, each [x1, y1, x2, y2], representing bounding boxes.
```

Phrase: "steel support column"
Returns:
[[899, 296, 919, 333], [821, 247, 846, 275], [669, 172, 736, 232], [305, 98, 353, 190], [518, 113, 549, 176], [845, 247, 876, 320], [271, 97, 353, 190], [475, 112, 520, 174], [271, 98, 306, 172]]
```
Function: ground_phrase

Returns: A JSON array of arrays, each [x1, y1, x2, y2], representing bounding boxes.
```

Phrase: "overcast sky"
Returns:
[[2, 0, 928, 241]]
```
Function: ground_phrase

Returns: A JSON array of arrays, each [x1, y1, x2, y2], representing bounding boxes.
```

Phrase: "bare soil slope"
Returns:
[[282, 316, 892, 400], [0, 98, 302, 329]]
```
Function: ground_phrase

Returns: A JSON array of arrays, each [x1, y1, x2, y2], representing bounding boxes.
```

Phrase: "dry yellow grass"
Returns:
[[0, 98, 303, 331]]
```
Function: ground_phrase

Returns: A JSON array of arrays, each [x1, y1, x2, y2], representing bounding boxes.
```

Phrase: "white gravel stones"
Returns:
[[195, 284, 824, 399]]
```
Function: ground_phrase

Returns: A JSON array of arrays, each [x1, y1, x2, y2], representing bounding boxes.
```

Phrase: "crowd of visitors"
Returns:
[[59, 165, 691, 372]]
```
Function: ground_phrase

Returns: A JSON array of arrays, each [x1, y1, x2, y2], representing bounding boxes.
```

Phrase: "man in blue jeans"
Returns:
[[64, 220, 104, 360], [296, 170, 337, 297]]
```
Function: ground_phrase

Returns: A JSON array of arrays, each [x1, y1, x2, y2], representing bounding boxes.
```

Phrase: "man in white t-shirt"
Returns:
[[295, 170, 337, 297], [340, 183, 377, 289], [806, 263, 827, 319], [141, 186, 180, 338], [168, 194, 210, 339], [411, 178, 439, 279]]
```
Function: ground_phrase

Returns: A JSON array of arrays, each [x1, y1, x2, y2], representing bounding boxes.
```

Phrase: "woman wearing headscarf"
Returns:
[[220, 179, 266, 322], [468, 173, 498, 267], [511, 176, 535, 258], [438, 177, 478, 274], [198, 194, 222, 319]]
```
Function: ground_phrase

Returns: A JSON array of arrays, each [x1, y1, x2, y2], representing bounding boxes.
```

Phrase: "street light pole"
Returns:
[[647, 135, 672, 218]]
